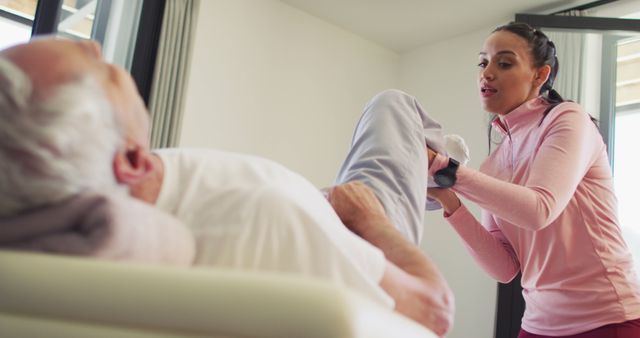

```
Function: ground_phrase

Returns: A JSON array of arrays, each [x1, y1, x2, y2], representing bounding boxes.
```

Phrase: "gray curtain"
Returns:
[[148, 0, 200, 149], [545, 10, 587, 102]]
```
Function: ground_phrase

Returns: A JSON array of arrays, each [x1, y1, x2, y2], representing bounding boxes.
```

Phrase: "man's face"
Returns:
[[1, 38, 150, 148]]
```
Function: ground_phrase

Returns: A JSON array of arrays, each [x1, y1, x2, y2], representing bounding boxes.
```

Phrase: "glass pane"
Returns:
[[0, 0, 36, 49], [57, 0, 98, 39], [55, 0, 143, 70], [617, 38, 640, 106], [614, 111, 640, 257], [0, 0, 37, 17], [0, 16, 30, 49], [615, 36, 640, 272]]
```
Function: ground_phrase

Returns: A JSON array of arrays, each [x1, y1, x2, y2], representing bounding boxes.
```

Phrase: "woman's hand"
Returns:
[[427, 188, 461, 215]]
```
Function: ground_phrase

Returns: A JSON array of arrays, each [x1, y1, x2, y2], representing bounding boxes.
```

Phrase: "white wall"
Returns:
[[180, 0, 398, 187], [398, 25, 502, 338], [181, 1, 502, 337]]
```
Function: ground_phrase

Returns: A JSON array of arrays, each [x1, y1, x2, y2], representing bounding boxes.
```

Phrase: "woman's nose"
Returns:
[[480, 66, 495, 81]]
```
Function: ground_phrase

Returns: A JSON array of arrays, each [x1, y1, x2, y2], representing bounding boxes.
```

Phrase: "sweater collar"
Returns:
[[491, 96, 548, 136]]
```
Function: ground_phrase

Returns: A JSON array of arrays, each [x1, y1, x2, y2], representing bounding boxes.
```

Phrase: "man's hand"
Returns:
[[327, 182, 455, 336], [326, 181, 389, 236], [381, 264, 454, 337], [427, 147, 437, 164]]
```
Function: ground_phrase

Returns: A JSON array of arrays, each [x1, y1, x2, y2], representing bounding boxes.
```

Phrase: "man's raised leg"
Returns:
[[335, 89, 446, 244]]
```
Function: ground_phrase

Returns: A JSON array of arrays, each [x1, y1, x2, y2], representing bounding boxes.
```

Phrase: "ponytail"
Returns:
[[539, 88, 564, 125]]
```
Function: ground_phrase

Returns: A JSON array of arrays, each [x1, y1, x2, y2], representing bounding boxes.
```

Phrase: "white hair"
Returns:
[[0, 57, 124, 217]]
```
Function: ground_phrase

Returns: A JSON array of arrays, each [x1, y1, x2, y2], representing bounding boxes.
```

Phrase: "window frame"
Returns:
[[32, 0, 62, 36], [0, 6, 33, 26]]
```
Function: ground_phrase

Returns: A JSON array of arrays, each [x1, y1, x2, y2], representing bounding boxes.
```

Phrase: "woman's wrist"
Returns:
[[441, 193, 461, 215]]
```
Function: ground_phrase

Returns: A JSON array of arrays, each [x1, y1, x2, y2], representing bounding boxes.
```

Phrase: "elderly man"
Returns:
[[0, 38, 454, 336]]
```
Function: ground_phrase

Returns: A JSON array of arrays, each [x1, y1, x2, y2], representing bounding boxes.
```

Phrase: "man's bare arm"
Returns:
[[327, 182, 454, 337]]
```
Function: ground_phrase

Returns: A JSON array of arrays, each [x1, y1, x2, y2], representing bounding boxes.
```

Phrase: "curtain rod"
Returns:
[[551, 0, 619, 15]]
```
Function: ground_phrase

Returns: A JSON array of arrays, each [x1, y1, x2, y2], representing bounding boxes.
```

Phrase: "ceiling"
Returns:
[[279, 0, 598, 52]]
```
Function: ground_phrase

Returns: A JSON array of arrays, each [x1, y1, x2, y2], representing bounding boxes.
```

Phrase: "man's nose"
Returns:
[[78, 40, 103, 58]]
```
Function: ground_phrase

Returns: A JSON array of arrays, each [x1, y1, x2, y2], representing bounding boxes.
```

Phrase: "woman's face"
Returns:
[[478, 30, 548, 115]]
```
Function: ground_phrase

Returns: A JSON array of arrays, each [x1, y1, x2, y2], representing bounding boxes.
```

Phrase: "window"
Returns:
[[0, 0, 141, 68], [0, 0, 36, 49], [616, 37, 640, 106], [54, 0, 144, 70], [0, 0, 167, 105], [614, 33, 640, 270], [57, 0, 99, 39]]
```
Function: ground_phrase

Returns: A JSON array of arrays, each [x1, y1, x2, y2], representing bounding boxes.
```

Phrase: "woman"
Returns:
[[427, 22, 640, 337]]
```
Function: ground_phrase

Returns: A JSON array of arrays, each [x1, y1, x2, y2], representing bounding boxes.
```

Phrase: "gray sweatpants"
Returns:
[[335, 89, 445, 245]]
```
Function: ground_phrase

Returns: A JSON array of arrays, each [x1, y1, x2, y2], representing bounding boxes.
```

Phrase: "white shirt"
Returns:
[[154, 148, 393, 307]]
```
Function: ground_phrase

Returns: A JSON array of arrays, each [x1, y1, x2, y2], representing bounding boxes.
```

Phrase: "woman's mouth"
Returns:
[[480, 85, 497, 98]]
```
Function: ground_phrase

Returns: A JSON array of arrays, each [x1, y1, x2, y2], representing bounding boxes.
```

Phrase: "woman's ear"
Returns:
[[113, 141, 155, 185], [534, 64, 552, 88]]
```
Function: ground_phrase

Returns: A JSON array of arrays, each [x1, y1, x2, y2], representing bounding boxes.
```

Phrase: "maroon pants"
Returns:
[[518, 318, 640, 338]]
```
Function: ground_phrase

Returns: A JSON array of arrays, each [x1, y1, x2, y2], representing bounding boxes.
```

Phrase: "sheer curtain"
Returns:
[[148, 0, 200, 149], [545, 10, 587, 102]]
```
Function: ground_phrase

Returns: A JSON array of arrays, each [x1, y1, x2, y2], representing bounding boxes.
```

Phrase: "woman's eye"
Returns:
[[498, 62, 512, 68], [477, 61, 488, 68]]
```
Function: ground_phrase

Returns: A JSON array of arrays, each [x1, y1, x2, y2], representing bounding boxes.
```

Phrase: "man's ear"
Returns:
[[113, 142, 155, 185]]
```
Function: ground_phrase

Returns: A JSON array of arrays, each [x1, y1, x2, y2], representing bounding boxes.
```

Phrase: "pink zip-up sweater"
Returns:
[[431, 97, 640, 336]]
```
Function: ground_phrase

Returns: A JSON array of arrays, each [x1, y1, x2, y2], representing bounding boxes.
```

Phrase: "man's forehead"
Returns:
[[7, 39, 91, 62], [1, 39, 96, 97]]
